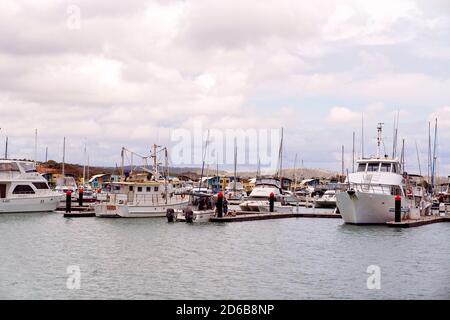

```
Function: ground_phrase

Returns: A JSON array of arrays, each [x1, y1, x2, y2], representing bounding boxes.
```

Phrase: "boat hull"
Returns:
[[95, 201, 190, 218], [0, 195, 62, 213], [336, 191, 399, 224], [315, 200, 337, 208]]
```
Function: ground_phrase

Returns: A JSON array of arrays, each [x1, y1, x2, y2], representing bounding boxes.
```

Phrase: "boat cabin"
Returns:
[[356, 159, 400, 174]]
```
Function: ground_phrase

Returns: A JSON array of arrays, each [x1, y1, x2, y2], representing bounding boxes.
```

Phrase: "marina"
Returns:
[[1, 0, 450, 304]]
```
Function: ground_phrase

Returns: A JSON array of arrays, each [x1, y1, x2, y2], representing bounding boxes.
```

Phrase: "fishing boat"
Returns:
[[174, 194, 216, 223], [95, 145, 189, 218], [0, 160, 63, 213], [337, 124, 431, 224]]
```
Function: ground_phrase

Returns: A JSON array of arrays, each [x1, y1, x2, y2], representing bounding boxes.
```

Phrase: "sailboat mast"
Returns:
[[4, 136, 8, 159], [198, 130, 210, 192], [82, 142, 86, 185], [341, 145, 345, 179], [233, 137, 237, 193], [361, 113, 365, 159], [62, 137, 66, 176], [415, 141, 422, 176], [293, 153, 298, 192], [121, 147, 125, 178], [34, 129, 38, 163], [431, 118, 438, 189]]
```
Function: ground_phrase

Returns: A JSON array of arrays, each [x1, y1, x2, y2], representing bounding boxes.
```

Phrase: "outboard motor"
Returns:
[[166, 209, 175, 223], [185, 209, 194, 223]]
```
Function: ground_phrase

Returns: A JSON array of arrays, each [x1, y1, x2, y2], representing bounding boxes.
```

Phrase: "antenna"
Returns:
[[352, 132, 355, 173], [341, 145, 345, 181], [376, 123, 384, 158], [4, 136, 8, 159]]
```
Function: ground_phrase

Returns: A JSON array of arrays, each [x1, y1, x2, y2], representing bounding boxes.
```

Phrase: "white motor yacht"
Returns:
[[0, 160, 63, 213]]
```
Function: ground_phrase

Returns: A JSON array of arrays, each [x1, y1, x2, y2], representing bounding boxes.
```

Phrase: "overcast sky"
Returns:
[[0, 0, 449, 175]]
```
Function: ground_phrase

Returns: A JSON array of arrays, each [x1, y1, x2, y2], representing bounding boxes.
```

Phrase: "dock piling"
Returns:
[[66, 191, 72, 213], [78, 188, 84, 207], [217, 192, 223, 218], [269, 192, 275, 213]]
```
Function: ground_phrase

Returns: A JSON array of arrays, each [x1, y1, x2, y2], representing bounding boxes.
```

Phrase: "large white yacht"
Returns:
[[0, 160, 63, 213], [337, 124, 428, 224]]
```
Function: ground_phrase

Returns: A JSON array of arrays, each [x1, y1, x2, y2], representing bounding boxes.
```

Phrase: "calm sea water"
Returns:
[[0, 212, 449, 300]]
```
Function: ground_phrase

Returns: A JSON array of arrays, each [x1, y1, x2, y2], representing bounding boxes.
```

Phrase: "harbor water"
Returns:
[[0, 212, 449, 300]]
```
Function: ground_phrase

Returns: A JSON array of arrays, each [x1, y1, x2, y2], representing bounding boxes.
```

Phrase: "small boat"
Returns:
[[174, 194, 216, 223], [315, 190, 337, 208], [55, 176, 78, 201], [239, 177, 284, 212], [0, 160, 63, 213]]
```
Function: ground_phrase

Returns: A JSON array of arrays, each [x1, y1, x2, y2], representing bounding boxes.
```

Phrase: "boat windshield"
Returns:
[[19, 162, 37, 173], [380, 163, 391, 172], [357, 163, 366, 172], [367, 163, 380, 172]]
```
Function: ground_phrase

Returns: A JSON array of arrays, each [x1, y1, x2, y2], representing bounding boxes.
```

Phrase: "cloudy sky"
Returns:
[[0, 0, 449, 175]]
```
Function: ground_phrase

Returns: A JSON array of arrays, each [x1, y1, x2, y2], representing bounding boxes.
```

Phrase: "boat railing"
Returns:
[[347, 183, 400, 195], [108, 193, 186, 205]]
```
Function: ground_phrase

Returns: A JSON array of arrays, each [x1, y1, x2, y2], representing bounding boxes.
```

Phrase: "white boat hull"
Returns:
[[258, 204, 293, 214], [176, 210, 215, 223], [336, 191, 399, 224], [95, 200, 190, 218], [0, 195, 62, 213]]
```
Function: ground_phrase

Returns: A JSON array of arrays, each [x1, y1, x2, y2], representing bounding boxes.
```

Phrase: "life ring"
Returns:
[[406, 187, 413, 196]]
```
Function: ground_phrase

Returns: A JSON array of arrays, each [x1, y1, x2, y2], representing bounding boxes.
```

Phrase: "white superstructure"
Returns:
[[0, 160, 62, 213]]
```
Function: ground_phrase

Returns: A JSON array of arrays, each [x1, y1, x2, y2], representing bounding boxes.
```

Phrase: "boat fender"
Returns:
[[166, 209, 175, 223]]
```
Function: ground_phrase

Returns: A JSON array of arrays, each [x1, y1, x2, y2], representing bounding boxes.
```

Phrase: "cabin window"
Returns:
[[154, 187, 159, 192], [392, 164, 399, 174], [367, 163, 380, 172], [357, 163, 367, 172], [380, 163, 391, 172], [138, 187, 142, 192], [32, 182, 49, 189], [114, 186, 120, 191], [0, 162, 20, 172], [129, 186, 134, 192], [146, 187, 151, 192], [12, 185, 35, 194]]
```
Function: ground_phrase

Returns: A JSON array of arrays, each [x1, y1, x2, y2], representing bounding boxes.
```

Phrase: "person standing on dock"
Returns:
[[223, 198, 229, 216]]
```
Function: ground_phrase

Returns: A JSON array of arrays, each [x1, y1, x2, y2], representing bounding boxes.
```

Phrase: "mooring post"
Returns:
[[395, 195, 402, 223], [78, 188, 84, 207], [217, 192, 223, 218], [66, 191, 72, 213], [269, 192, 275, 213]]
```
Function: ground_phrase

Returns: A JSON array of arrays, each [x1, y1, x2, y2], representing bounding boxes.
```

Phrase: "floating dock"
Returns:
[[386, 215, 450, 228], [210, 211, 341, 223]]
